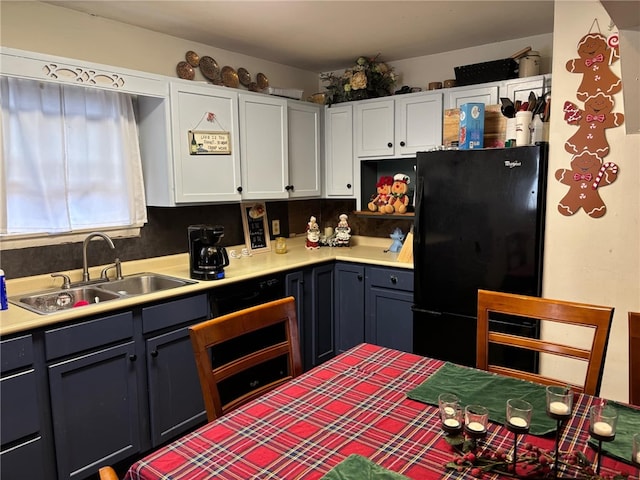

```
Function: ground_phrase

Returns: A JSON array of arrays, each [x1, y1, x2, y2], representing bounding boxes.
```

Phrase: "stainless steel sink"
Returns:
[[10, 286, 122, 315], [96, 273, 196, 296]]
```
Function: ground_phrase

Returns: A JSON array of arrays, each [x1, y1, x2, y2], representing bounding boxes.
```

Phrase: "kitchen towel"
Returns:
[[587, 401, 640, 465], [321, 454, 410, 480], [407, 362, 557, 435]]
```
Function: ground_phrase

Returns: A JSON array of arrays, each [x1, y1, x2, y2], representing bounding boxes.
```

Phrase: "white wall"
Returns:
[[541, 0, 639, 401]]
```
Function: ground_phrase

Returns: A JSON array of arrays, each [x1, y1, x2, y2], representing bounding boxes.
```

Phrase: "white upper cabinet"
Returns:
[[287, 101, 322, 198], [163, 81, 242, 204], [355, 92, 443, 158], [501, 74, 549, 103], [394, 93, 443, 156], [324, 104, 356, 197], [239, 93, 289, 200], [444, 84, 499, 109]]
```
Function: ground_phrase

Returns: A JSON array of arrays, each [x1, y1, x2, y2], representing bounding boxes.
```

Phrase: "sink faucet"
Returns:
[[82, 232, 116, 282]]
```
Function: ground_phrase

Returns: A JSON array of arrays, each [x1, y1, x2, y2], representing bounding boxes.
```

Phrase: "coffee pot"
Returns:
[[188, 225, 229, 280]]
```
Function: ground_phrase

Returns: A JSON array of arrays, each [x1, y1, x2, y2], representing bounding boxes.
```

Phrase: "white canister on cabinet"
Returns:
[[519, 51, 540, 78]]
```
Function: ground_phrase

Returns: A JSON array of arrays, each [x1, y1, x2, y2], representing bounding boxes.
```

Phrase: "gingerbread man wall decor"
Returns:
[[565, 31, 621, 101], [555, 151, 618, 218], [563, 93, 624, 159]]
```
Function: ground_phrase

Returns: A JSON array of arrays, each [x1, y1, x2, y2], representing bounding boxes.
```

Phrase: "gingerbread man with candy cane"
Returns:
[[566, 32, 621, 101], [563, 93, 624, 159], [555, 151, 618, 218]]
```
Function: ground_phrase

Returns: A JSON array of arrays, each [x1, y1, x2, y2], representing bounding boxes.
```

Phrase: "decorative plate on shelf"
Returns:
[[176, 61, 195, 80], [221, 66, 239, 88], [256, 72, 269, 90], [185, 50, 200, 67], [237, 67, 251, 87], [199, 56, 221, 83]]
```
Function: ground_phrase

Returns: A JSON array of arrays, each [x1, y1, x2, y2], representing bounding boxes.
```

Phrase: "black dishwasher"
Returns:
[[208, 273, 289, 406]]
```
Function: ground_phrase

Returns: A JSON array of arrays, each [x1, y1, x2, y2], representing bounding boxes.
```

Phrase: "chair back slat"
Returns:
[[189, 296, 302, 422], [477, 289, 613, 396]]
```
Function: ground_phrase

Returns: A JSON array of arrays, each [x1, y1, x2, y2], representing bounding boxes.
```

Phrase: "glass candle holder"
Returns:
[[506, 398, 533, 434], [632, 433, 640, 467], [464, 405, 489, 438], [438, 393, 463, 434], [546, 385, 573, 420], [589, 404, 618, 441]]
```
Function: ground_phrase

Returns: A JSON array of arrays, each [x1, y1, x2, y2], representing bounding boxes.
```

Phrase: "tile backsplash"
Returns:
[[1, 199, 413, 278]]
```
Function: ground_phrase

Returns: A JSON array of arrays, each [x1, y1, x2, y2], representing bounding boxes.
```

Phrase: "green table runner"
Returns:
[[588, 401, 640, 464], [407, 362, 557, 435], [321, 454, 410, 480]]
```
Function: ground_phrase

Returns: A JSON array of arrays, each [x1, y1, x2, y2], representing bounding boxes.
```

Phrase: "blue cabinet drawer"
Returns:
[[45, 311, 133, 360], [1, 335, 33, 373], [142, 294, 209, 334], [367, 267, 413, 292], [1, 370, 40, 444]]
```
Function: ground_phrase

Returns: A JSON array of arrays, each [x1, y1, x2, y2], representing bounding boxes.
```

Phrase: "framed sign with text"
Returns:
[[240, 202, 271, 253], [189, 130, 231, 155]]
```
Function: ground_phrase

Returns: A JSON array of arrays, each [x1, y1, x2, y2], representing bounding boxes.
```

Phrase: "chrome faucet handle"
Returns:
[[100, 258, 123, 281], [51, 273, 72, 289]]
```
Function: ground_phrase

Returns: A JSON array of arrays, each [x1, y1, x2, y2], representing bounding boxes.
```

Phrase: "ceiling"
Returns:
[[44, 0, 556, 72]]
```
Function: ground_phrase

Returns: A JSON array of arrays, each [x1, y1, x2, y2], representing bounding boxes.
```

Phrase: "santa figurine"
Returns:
[[305, 215, 320, 249], [334, 214, 351, 247]]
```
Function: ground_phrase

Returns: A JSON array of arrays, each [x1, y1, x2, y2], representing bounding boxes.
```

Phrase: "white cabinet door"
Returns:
[[444, 84, 499, 109], [355, 98, 395, 157], [239, 93, 288, 200], [502, 75, 548, 104], [324, 104, 355, 197], [288, 101, 321, 198], [395, 92, 443, 155], [169, 82, 241, 204]]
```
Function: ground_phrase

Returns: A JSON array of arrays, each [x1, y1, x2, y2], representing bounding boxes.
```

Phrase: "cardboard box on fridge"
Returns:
[[443, 105, 507, 148], [458, 103, 485, 149]]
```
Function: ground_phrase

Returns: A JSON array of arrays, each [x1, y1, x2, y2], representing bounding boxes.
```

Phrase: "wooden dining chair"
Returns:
[[476, 289, 614, 396], [629, 311, 640, 406], [98, 466, 119, 480], [189, 296, 303, 422]]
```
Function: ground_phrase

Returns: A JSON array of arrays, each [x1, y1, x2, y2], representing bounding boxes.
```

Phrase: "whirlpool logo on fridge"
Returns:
[[504, 160, 522, 168]]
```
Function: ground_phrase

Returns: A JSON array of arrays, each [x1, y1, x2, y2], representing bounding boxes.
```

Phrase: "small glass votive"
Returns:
[[438, 393, 462, 434], [506, 398, 533, 434], [632, 433, 640, 466], [546, 385, 573, 420], [464, 404, 489, 438], [589, 404, 618, 441], [275, 237, 287, 254]]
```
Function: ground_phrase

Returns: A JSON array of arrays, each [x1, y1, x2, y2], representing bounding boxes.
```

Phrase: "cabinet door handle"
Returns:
[[285, 185, 294, 191], [357, 274, 363, 281], [400, 141, 406, 147], [387, 142, 393, 148], [236, 186, 243, 193], [346, 183, 352, 189], [390, 275, 398, 284], [129, 354, 137, 362], [150, 350, 159, 358]]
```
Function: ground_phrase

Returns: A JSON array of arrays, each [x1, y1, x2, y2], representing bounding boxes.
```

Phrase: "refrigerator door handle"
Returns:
[[414, 176, 424, 239]]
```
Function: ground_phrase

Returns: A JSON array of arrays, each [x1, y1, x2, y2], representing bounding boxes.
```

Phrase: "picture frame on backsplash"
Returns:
[[240, 202, 271, 254]]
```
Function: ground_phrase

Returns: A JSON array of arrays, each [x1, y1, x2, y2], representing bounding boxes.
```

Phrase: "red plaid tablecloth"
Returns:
[[124, 343, 637, 480]]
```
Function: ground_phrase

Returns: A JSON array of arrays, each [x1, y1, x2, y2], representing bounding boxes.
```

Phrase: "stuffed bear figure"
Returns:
[[368, 175, 394, 213], [389, 174, 411, 214]]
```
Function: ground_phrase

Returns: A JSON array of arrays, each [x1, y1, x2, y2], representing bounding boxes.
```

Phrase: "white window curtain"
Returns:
[[0, 76, 147, 235]]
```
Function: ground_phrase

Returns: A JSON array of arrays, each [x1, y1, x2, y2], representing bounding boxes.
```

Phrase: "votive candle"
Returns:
[[467, 421, 485, 432], [444, 418, 460, 428], [592, 421, 613, 437], [509, 416, 529, 428], [443, 406, 455, 416], [549, 401, 570, 415]]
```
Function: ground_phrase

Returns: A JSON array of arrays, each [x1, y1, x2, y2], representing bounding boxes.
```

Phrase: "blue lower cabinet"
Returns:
[[334, 263, 365, 353]]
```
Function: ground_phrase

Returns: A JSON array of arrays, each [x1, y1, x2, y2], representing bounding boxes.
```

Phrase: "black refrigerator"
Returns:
[[412, 145, 548, 369]]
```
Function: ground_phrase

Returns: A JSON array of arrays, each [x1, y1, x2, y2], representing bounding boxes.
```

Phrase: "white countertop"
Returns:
[[0, 236, 412, 336]]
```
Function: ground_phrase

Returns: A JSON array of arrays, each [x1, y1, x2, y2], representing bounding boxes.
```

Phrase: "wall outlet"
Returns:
[[272, 219, 280, 235]]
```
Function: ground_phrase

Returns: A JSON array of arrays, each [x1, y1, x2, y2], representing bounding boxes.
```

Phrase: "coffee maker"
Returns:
[[188, 225, 229, 280]]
